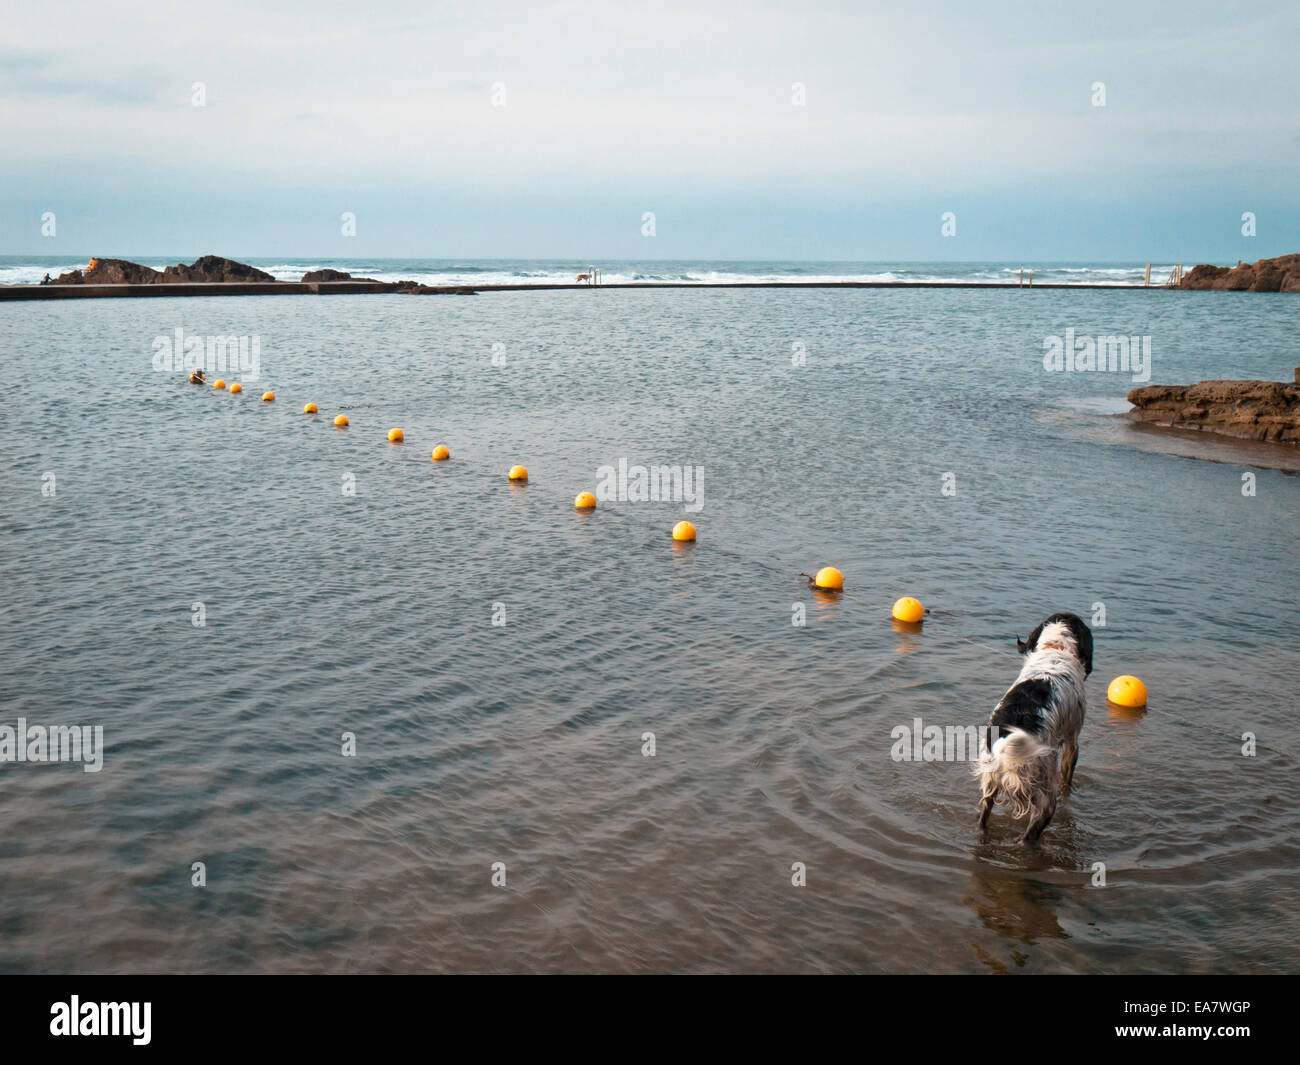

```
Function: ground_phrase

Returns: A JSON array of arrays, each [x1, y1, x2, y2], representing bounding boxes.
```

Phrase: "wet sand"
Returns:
[[1040, 405, 1300, 474]]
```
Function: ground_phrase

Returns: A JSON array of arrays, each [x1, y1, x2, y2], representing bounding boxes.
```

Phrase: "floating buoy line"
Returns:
[[185, 373, 1159, 688]]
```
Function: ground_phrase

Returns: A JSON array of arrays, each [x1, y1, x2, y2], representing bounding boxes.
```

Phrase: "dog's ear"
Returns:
[[1018, 621, 1045, 655], [1068, 616, 1094, 677]]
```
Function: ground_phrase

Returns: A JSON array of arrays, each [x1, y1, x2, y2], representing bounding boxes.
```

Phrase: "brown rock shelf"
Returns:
[[1127, 378, 1300, 444]]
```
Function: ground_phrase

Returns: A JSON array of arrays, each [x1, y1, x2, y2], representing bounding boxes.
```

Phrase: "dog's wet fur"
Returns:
[[974, 612, 1093, 843]]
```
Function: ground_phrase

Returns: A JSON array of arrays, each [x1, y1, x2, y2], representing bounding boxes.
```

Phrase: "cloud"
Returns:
[[0, 47, 160, 103], [0, 0, 1296, 256]]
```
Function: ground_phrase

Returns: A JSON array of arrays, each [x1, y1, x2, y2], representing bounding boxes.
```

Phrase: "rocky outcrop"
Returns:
[[1179, 254, 1300, 292], [301, 268, 391, 284], [161, 255, 276, 283], [50, 255, 276, 285], [1127, 379, 1300, 443], [387, 281, 475, 294], [51, 258, 163, 284], [42, 255, 474, 294]]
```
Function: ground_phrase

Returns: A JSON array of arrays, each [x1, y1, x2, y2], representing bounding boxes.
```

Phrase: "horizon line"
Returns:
[[0, 253, 1239, 265]]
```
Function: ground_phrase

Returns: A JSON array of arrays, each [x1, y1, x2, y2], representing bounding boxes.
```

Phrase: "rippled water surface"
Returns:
[[2, 287, 1298, 972]]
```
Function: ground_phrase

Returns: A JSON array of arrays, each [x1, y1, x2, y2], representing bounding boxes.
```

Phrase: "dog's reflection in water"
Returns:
[[963, 851, 1077, 970]]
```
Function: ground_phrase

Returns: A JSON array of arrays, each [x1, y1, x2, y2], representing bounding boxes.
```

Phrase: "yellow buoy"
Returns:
[[229, 382, 243, 393], [672, 520, 696, 542], [431, 445, 450, 462], [304, 402, 318, 414], [574, 491, 597, 510], [333, 414, 349, 427], [1107, 675, 1148, 708], [508, 465, 528, 482], [262, 391, 275, 402], [388, 428, 404, 443], [213, 379, 227, 390], [814, 566, 844, 591], [892, 596, 924, 623]]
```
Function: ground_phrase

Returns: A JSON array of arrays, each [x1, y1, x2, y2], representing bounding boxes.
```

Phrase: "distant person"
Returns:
[[41, 273, 52, 284]]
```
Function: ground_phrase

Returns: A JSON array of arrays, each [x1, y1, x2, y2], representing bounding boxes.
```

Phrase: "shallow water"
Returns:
[[1, 286, 1297, 973]]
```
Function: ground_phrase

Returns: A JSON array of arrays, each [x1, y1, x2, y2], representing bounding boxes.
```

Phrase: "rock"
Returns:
[[41, 255, 474, 293], [48, 255, 277, 285], [1127, 379, 1300, 443], [1179, 254, 1300, 292], [389, 282, 476, 295], [51, 258, 163, 284], [302, 269, 383, 283], [161, 255, 277, 283]]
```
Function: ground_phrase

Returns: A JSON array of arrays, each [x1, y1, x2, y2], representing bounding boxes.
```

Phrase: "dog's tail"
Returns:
[[974, 728, 1056, 819]]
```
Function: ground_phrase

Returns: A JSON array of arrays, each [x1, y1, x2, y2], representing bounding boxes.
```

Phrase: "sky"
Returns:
[[1, 0, 1297, 262]]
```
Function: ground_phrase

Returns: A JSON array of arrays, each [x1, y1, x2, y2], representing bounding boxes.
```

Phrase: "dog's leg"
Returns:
[[977, 787, 997, 831], [1061, 738, 1079, 793], [1019, 792, 1057, 843]]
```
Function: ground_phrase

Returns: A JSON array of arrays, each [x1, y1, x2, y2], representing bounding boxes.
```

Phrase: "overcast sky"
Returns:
[[2, 1, 1297, 260]]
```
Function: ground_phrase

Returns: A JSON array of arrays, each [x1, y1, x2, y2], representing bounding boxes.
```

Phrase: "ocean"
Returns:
[[0, 256, 1188, 288], [1, 264, 1297, 972]]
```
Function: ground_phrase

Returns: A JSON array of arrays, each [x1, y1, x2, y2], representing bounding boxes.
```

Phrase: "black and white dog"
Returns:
[[975, 612, 1093, 842]]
